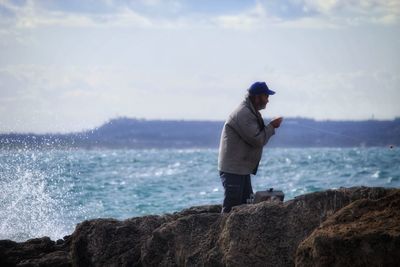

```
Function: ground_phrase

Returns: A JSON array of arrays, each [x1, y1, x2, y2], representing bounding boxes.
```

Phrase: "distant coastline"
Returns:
[[1, 117, 399, 148]]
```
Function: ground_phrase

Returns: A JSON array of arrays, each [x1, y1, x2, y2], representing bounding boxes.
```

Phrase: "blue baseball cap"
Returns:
[[248, 81, 275, 96]]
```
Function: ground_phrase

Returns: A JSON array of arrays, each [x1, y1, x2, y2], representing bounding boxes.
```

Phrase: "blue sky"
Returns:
[[0, 0, 399, 133]]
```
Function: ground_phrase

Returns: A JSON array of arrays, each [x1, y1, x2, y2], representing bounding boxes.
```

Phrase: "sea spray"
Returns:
[[0, 148, 88, 241]]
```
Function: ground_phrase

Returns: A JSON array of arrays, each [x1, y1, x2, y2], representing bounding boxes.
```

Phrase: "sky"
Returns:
[[0, 0, 399, 133]]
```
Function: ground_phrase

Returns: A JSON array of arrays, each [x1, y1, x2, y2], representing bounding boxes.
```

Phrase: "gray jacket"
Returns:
[[218, 96, 275, 175]]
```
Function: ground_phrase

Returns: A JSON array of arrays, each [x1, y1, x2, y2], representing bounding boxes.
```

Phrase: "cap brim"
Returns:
[[267, 89, 275, 95]]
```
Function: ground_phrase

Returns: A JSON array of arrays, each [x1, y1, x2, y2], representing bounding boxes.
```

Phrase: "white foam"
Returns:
[[0, 150, 86, 242]]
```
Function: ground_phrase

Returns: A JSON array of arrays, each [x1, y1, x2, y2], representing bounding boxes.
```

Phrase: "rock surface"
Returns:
[[295, 190, 400, 266], [0, 237, 71, 267], [0, 187, 398, 267]]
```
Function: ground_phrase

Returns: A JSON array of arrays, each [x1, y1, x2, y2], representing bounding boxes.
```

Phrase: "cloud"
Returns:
[[0, 64, 128, 133], [0, 0, 154, 29], [212, 2, 274, 30], [264, 68, 400, 120], [269, 0, 400, 26], [0, 0, 399, 32], [213, 0, 400, 29]]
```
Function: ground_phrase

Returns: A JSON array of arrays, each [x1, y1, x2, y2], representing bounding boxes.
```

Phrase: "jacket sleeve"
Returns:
[[231, 109, 275, 148]]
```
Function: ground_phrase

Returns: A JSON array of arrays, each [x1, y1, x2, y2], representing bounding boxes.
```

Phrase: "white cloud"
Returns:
[[213, 0, 400, 30], [212, 2, 272, 30], [0, 0, 398, 32], [301, 0, 341, 14], [0, 64, 128, 133], [265, 69, 400, 120], [16, 6, 152, 29], [276, 16, 339, 29], [297, 0, 400, 25], [0, 0, 156, 29]]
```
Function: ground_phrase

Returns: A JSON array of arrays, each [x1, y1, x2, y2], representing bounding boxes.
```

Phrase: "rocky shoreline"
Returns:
[[1, 186, 399, 267]]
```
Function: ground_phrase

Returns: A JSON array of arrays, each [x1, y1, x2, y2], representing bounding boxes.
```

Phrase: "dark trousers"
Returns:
[[220, 172, 253, 213]]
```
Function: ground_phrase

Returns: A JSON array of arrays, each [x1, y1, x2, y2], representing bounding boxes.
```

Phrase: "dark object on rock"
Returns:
[[254, 188, 285, 203], [0, 187, 398, 267]]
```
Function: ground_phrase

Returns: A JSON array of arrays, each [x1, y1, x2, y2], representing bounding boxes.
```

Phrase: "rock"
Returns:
[[141, 212, 223, 266], [0, 237, 70, 267], [0, 187, 398, 267], [141, 186, 396, 266], [69, 205, 221, 267], [295, 190, 400, 266], [18, 251, 71, 267], [70, 216, 168, 267]]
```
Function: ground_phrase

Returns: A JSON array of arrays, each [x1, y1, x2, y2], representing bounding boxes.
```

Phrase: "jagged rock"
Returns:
[[141, 212, 223, 266], [70, 216, 167, 267], [0, 237, 70, 267], [69, 205, 221, 267], [295, 190, 400, 266], [0, 187, 398, 267], [18, 251, 71, 267], [141, 187, 395, 266]]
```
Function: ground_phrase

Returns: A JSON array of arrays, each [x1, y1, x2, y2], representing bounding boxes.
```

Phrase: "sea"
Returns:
[[1, 147, 399, 242]]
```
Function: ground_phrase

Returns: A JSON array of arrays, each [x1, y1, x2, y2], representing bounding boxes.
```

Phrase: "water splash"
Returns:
[[0, 148, 87, 241]]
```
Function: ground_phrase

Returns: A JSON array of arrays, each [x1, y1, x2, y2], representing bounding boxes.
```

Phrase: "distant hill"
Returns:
[[1, 117, 400, 148]]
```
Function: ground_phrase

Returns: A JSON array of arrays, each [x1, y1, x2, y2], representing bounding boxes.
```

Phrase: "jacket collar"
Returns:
[[244, 95, 265, 128], [244, 95, 258, 115]]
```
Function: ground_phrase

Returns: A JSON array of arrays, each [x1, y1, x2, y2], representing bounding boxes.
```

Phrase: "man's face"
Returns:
[[257, 94, 269, 110]]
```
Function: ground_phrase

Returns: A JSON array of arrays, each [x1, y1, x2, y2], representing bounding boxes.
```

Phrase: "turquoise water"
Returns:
[[1, 147, 399, 241]]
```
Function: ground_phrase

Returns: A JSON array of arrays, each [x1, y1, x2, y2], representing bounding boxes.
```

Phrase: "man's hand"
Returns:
[[270, 117, 283, 128]]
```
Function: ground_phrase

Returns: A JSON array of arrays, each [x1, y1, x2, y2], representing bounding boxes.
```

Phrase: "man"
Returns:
[[218, 81, 282, 213]]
